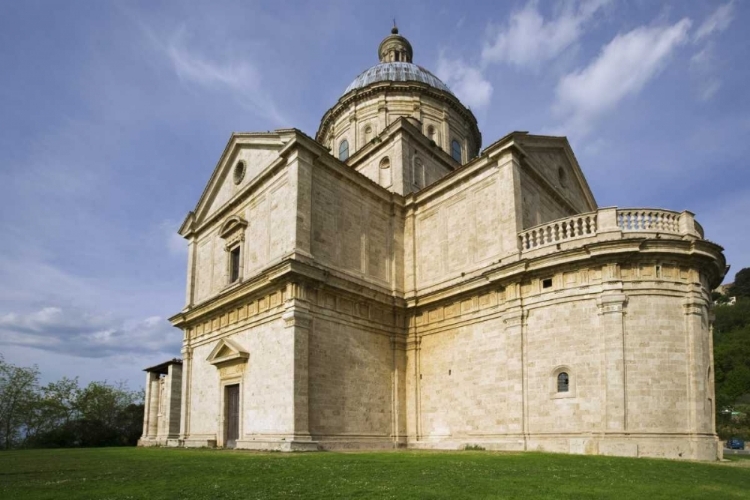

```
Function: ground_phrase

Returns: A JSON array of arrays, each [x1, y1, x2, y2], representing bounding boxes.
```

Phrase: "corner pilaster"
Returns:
[[279, 285, 317, 449]]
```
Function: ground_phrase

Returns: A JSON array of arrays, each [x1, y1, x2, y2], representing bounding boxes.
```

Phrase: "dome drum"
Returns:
[[317, 29, 481, 163]]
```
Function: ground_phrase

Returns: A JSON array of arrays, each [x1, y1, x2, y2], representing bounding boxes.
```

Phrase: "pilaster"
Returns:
[[502, 287, 526, 438], [179, 347, 192, 441], [165, 363, 182, 439], [390, 335, 408, 446], [280, 287, 316, 447], [286, 147, 315, 260], [405, 334, 422, 441], [597, 289, 628, 433], [684, 291, 710, 434], [185, 236, 197, 307]]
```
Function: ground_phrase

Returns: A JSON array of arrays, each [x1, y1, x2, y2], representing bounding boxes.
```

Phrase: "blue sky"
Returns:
[[1, 0, 748, 388]]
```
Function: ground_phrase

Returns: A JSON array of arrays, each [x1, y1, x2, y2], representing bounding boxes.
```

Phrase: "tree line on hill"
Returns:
[[714, 267, 750, 440], [0, 355, 143, 450]]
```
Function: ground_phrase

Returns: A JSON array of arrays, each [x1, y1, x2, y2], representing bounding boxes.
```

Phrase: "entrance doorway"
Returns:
[[225, 384, 239, 449]]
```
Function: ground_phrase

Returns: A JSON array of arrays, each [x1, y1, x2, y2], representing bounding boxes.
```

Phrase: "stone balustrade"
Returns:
[[518, 207, 702, 252], [617, 209, 680, 233], [518, 212, 598, 251]]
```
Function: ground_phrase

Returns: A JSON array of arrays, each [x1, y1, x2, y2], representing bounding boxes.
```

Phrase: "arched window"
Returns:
[[339, 139, 349, 161], [557, 372, 569, 392], [451, 139, 462, 162]]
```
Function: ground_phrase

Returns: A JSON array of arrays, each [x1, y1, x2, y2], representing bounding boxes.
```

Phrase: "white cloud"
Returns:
[[481, 0, 611, 69], [694, 1, 735, 43], [436, 55, 493, 111], [553, 19, 692, 136], [689, 43, 722, 102], [689, 2, 735, 102], [0, 307, 180, 358], [141, 24, 287, 126]]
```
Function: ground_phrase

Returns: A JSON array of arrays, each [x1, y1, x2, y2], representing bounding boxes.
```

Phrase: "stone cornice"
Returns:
[[407, 235, 725, 309], [170, 257, 406, 329]]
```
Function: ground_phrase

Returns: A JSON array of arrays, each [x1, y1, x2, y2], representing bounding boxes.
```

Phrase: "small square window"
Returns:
[[229, 247, 241, 283], [542, 278, 553, 289]]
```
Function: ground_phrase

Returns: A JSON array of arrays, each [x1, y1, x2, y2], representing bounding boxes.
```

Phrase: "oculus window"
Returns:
[[233, 161, 246, 185]]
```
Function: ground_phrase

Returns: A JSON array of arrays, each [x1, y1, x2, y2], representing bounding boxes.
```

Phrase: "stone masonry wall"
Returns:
[[408, 259, 718, 460], [308, 315, 394, 444], [311, 165, 394, 288]]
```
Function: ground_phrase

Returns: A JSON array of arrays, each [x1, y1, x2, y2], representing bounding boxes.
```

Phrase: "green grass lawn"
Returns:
[[1, 448, 748, 500]]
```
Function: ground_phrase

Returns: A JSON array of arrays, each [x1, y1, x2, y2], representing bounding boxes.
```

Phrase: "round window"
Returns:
[[233, 161, 246, 184]]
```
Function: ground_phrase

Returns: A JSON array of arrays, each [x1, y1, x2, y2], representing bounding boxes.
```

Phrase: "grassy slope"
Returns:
[[1, 448, 748, 500]]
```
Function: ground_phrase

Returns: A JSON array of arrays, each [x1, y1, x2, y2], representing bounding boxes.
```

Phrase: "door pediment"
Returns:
[[206, 338, 249, 366]]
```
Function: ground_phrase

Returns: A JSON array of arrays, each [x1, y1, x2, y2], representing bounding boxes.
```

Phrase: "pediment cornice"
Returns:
[[206, 338, 249, 366]]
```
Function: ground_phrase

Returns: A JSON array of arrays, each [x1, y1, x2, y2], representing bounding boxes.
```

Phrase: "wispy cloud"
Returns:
[[552, 19, 692, 136], [142, 24, 287, 126], [481, 0, 611, 69], [0, 307, 180, 358], [689, 3, 735, 102], [436, 54, 493, 111], [694, 1, 735, 43]]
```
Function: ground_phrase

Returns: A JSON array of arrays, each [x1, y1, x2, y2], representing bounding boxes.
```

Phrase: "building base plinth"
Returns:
[[183, 438, 217, 448], [235, 439, 319, 452]]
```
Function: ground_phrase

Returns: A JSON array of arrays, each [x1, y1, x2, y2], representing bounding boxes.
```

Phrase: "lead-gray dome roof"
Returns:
[[344, 62, 453, 95]]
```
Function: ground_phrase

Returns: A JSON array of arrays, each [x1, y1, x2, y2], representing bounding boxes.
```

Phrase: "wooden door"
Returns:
[[225, 384, 240, 449]]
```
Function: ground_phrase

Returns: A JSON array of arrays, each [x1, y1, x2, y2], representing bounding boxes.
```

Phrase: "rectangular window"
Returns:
[[229, 247, 241, 283]]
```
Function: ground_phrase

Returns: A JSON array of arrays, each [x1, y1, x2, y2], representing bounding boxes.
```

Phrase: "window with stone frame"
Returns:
[[451, 139, 462, 162], [218, 215, 247, 287], [229, 246, 241, 283], [557, 372, 570, 392], [339, 139, 349, 161]]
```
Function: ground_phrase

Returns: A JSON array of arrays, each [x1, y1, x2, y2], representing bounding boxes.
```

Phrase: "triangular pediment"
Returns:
[[206, 338, 249, 366], [347, 117, 457, 174], [181, 131, 295, 236], [514, 134, 597, 213]]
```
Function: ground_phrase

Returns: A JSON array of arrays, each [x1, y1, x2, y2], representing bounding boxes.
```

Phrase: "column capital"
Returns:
[[597, 293, 628, 315], [282, 308, 313, 330]]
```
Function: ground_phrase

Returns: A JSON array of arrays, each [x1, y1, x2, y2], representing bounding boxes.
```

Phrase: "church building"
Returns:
[[139, 28, 727, 460]]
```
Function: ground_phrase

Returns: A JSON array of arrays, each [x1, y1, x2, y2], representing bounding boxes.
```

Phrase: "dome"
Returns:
[[344, 62, 453, 95]]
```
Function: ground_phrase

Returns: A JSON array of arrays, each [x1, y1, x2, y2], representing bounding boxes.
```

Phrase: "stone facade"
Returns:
[[141, 29, 727, 460]]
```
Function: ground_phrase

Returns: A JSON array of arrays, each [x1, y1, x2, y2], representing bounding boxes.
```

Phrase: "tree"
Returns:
[[23, 377, 80, 448], [0, 355, 40, 450], [732, 267, 750, 298], [714, 295, 750, 440], [74, 381, 142, 447]]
